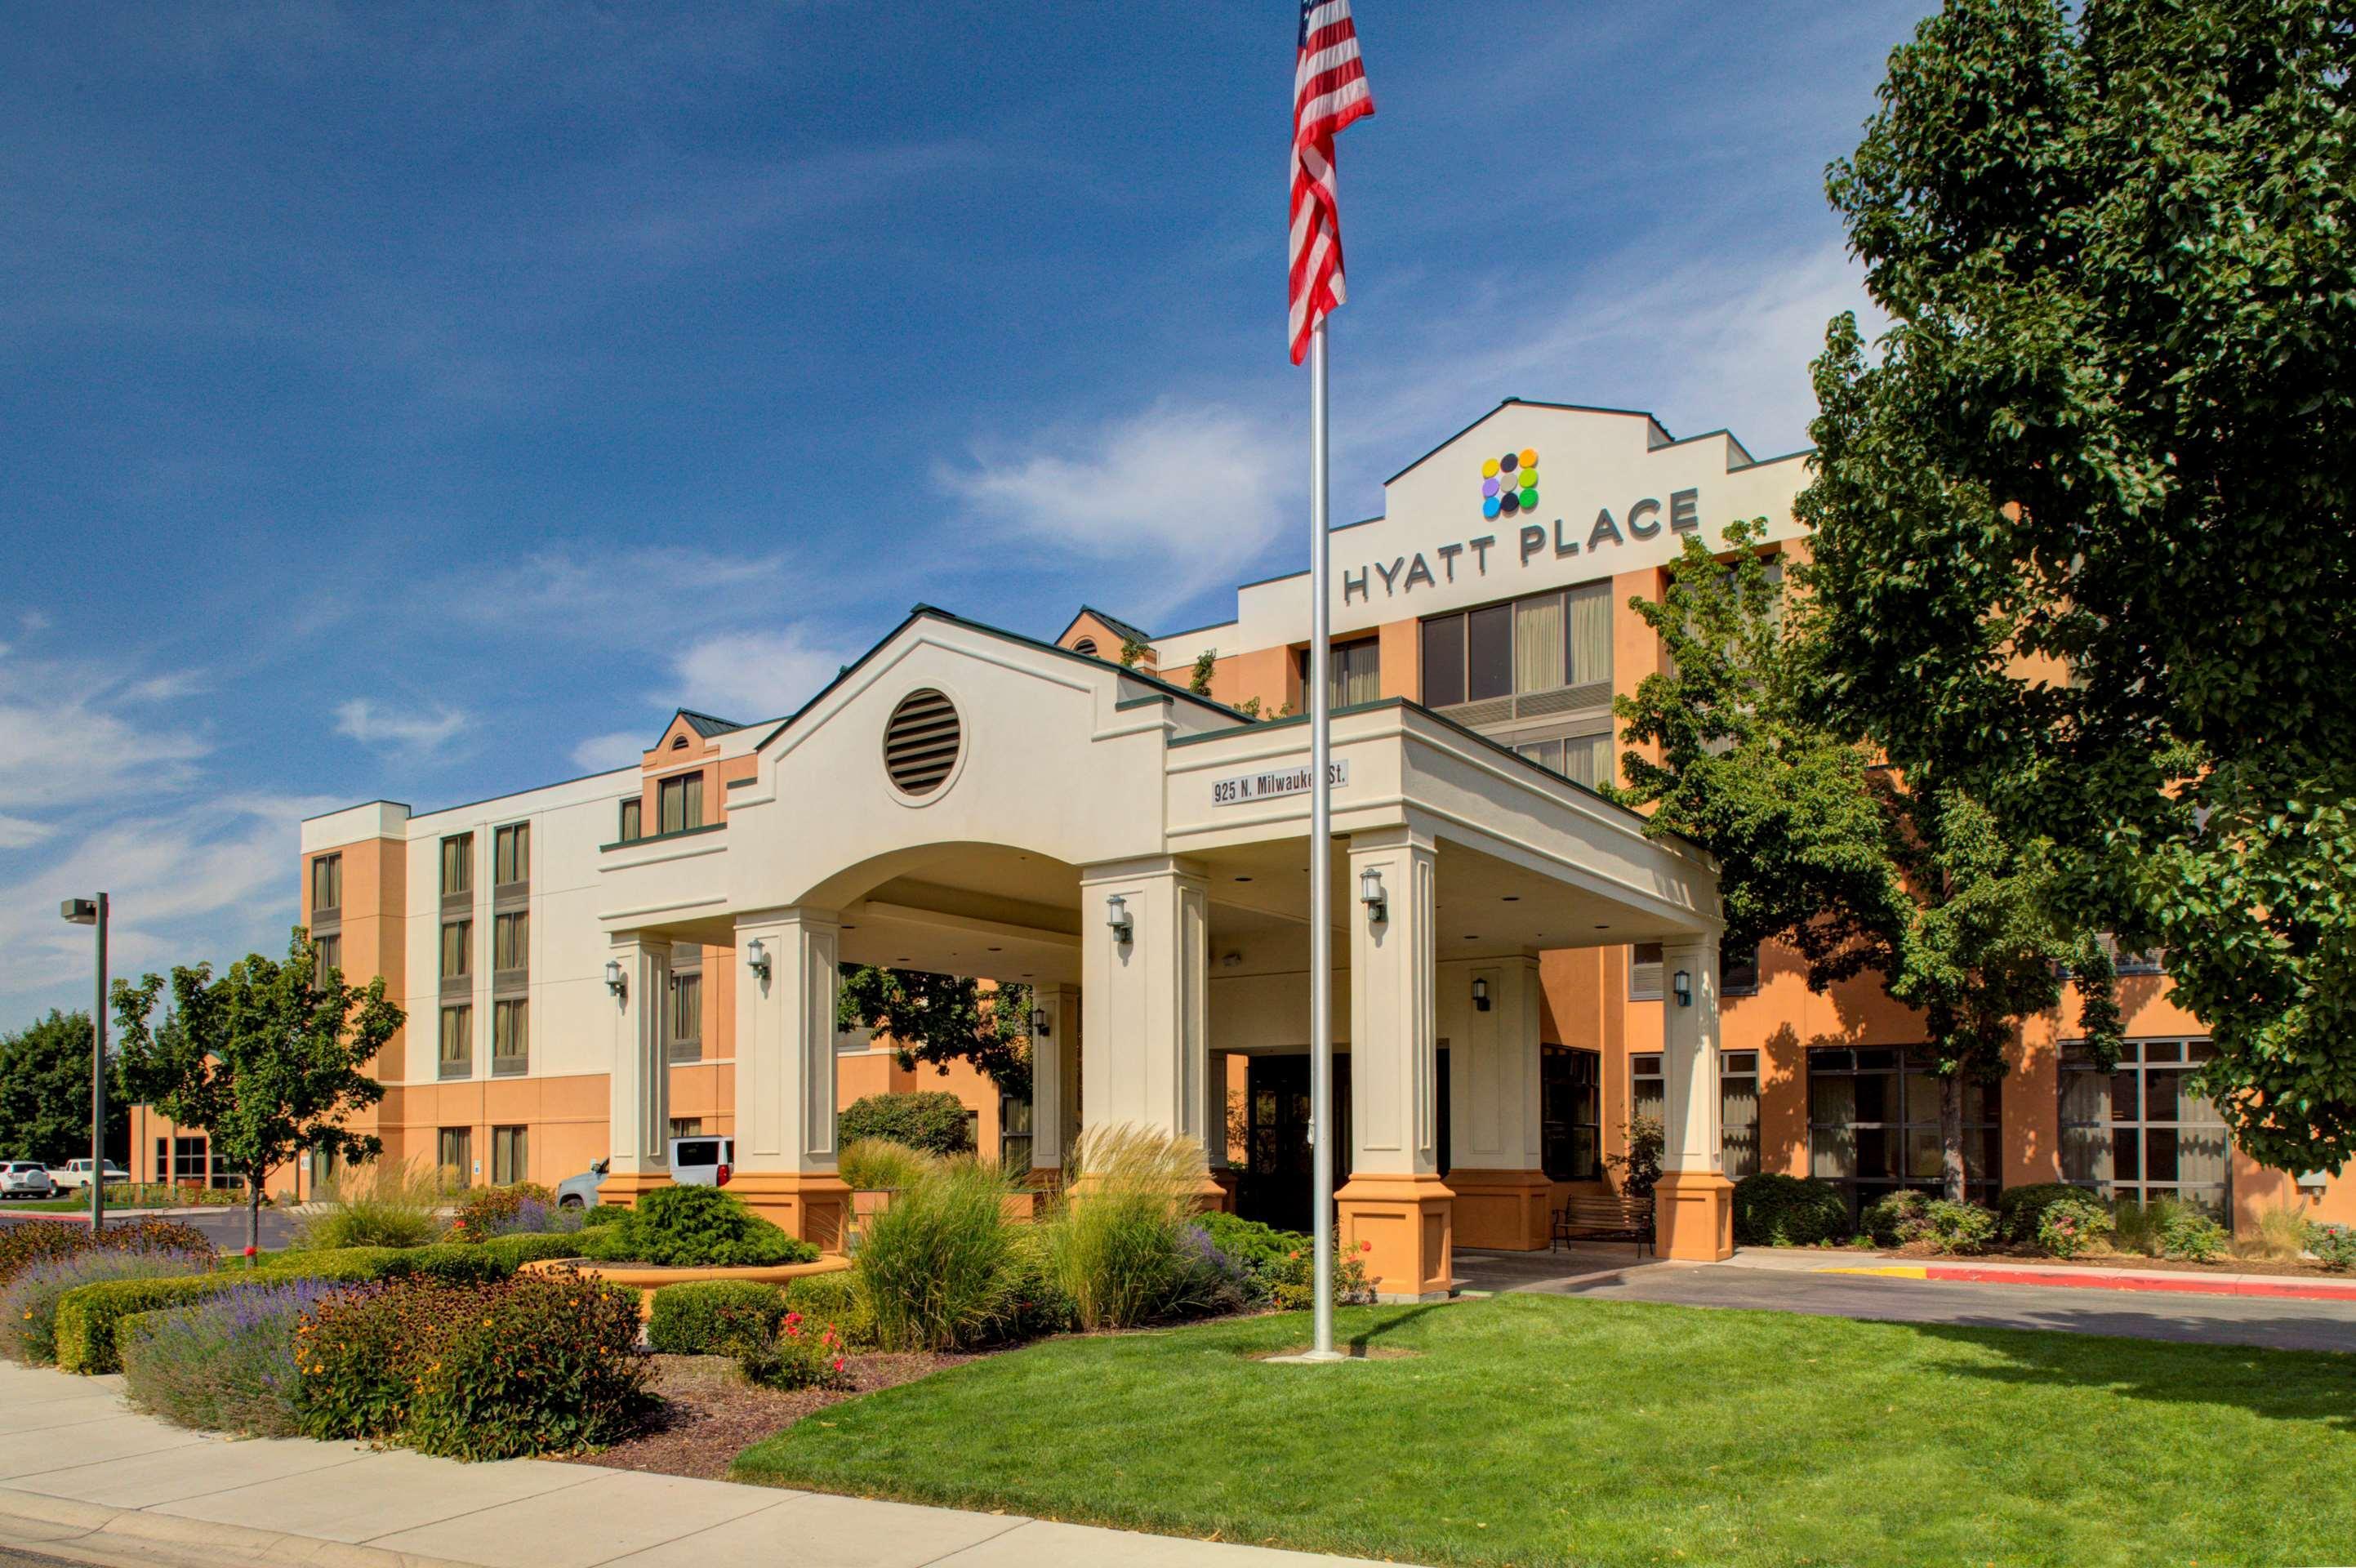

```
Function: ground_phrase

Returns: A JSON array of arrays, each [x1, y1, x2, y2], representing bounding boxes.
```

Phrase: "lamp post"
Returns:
[[59, 894, 108, 1232]]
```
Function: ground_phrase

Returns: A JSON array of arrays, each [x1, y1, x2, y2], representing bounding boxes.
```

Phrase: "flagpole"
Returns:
[[1307, 316, 1340, 1361]]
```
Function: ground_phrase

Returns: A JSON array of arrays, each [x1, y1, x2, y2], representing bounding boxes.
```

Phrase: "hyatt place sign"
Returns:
[[1342, 487, 1703, 605]]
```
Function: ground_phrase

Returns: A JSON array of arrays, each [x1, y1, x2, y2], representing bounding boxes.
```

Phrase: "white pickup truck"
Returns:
[[48, 1158, 130, 1192]]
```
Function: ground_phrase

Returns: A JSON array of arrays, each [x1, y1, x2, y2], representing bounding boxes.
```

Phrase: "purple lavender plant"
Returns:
[[1, 1249, 212, 1366], [122, 1276, 349, 1437]]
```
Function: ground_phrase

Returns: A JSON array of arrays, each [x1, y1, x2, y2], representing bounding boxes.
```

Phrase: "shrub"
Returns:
[[857, 1159, 1022, 1352], [2158, 1207, 2231, 1263], [479, 1232, 591, 1272], [1996, 1183, 2097, 1245], [581, 1203, 635, 1227], [295, 1161, 448, 1251], [2305, 1221, 2356, 1271], [838, 1092, 974, 1158], [1732, 1173, 1849, 1246], [840, 1138, 938, 1192], [448, 1183, 558, 1242], [782, 1269, 879, 1349], [122, 1276, 343, 1437], [1917, 1200, 1998, 1255], [4, 1249, 213, 1365], [2113, 1195, 2224, 1258], [583, 1185, 817, 1268], [0, 1217, 214, 1289], [1191, 1211, 1371, 1309], [2248, 1206, 2314, 1262], [2034, 1194, 2116, 1258], [1046, 1125, 1225, 1331], [736, 1311, 852, 1392], [648, 1281, 788, 1355], [1862, 1190, 1929, 1248]]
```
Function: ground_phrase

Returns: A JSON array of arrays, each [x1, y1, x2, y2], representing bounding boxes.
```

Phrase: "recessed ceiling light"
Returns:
[[1463, 934, 1480, 941], [1502, 895, 1520, 902], [1593, 923, 1609, 930], [1234, 875, 1254, 883], [987, 946, 1002, 951]]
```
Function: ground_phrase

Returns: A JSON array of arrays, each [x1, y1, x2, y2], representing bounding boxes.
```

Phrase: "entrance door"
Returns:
[[1236, 1050, 1450, 1234]]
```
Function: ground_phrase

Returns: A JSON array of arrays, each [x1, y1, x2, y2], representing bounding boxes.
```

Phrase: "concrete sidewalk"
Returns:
[[0, 1363, 1397, 1568]]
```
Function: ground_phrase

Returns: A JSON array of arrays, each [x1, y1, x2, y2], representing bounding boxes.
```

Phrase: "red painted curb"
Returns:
[[1923, 1263, 2356, 1303]]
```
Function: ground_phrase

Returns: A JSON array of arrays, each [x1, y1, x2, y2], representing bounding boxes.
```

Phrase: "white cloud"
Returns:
[[333, 699, 470, 756], [0, 657, 211, 813], [123, 670, 207, 703], [940, 401, 1291, 618], [569, 730, 647, 773], [0, 813, 55, 850], [670, 627, 848, 723]]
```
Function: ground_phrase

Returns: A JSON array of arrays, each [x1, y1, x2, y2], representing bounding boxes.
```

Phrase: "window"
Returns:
[[172, 1136, 206, 1185], [1632, 1050, 1765, 1180], [1515, 732, 1614, 789], [493, 822, 530, 888], [2060, 1038, 2228, 1211], [438, 1006, 471, 1080], [493, 911, 529, 979], [1467, 602, 1512, 701], [619, 798, 643, 843], [1000, 1093, 1035, 1170], [440, 834, 472, 900], [668, 1117, 704, 1140], [1807, 1047, 1999, 1209], [1540, 1045, 1601, 1180], [492, 1000, 528, 1076], [492, 1125, 528, 1186], [1630, 942, 1664, 1001], [670, 733, 690, 750], [312, 933, 342, 987], [153, 1138, 168, 1183], [437, 1127, 473, 1187], [1306, 639, 1381, 706], [1630, 939, 1757, 1000], [310, 853, 342, 917], [440, 920, 471, 995], [306, 1146, 339, 1194], [1421, 582, 1612, 710], [669, 969, 703, 1062], [657, 772, 705, 834]]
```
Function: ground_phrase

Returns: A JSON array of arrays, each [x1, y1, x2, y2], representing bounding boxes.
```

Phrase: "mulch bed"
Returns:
[[568, 1351, 972, 1480]]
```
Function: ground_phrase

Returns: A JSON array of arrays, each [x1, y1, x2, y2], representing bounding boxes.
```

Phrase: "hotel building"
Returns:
[[136, 398, 2351, 1290]]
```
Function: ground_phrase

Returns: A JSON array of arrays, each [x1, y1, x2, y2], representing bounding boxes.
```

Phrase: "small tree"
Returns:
[[113, 930, 403, 1254], [1117, 635, 1150, 670], [1606, 1116, 1665, 1200], [1187, 648, 1217, 697], [836, 967, 1031, 1096], [0, 1011, 128, 1169]]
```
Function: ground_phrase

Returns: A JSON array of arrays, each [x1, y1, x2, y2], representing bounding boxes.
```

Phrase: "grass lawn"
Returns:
[[732, 1293, 2356, 1568]]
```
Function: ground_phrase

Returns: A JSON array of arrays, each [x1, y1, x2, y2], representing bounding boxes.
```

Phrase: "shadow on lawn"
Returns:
[[1906, 1319, 2356, 1432], [1347, 1303, 1450, 1352]]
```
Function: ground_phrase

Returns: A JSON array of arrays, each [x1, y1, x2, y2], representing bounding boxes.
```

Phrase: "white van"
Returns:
[[668, 1135, 733, 1187]]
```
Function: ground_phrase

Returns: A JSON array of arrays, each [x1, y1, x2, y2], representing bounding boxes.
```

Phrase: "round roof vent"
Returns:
[[1071, 636, 1098, 657], [884, 688, 961, 797]]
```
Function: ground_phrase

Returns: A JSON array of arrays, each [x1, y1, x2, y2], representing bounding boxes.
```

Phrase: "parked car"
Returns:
[[2, 1161, 56, 1199], [48, 1158, 130, 1192], [554, 1158, 608, 1210], [670, 1136, 733, 1187]]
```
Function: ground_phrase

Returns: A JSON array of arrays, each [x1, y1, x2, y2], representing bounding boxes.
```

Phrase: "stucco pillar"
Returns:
[[1655, 932, 1734, 1259], [1445, 954, 1551, 1251], [600, 932, 672, 1205], [731, 907, 850, 1250], [1339, 828, 1453, 1300], [1027, 982, 1079, 1183], [1076, 857, 1223, 1205]]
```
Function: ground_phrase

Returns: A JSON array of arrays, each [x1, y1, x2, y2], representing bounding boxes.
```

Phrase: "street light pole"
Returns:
[[60, 895, 108, 1232]]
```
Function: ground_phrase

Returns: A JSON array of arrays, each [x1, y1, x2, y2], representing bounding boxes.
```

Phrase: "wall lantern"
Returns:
[[1358, 865, 1387, 924], [1106, 894, 1133, 945], [1472, 977, 1491, 1013], [1672, 969, 1693, 1008], [2298, 1169, 2329, 1197], [604, 959, 627, 1000], [746, 939, 772, 984], [1030, 1007, 1051, 1037]]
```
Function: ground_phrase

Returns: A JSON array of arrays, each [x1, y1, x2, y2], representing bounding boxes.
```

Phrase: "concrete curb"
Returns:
[[0, 1490, 481, 1568]]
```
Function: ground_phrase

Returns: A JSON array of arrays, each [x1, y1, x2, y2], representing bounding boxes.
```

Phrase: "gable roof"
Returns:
[[1058, 604, 1155, 648], [1382, 397, 1676, 486], [675, 708, 745, 738]]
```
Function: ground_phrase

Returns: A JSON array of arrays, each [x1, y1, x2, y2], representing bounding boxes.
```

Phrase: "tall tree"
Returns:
[[113, 930, 403, 1254], [0, 1011, 127, 1169], [836, 967, 1033, 1097], [1614, 522, 2119, 1198], [1801, 0, 2354, 1173]]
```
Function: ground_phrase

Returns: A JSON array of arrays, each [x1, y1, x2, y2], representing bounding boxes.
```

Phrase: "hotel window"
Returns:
[[310, 853, 342, 919], [1629, 939, 1757, 1000], [311, 932, 342, 987], [492, 911, 529, 987], [1514, 732, 1614, 790], [668, 958, 703, 1064], [305, 1145, 339, 1195], [1630, 942, 1664, 1001], [1630, 1052, 1758, 1178], [172, 1137, 207, 1185], [438, 1006, 471, 1080], [152, 1138, 167, 1183], [667, 1118, 706, 1143], [1540, 1045, 1602, 1181], [492, 999, 528, 1076], [493, 822, 530, 889], [2060, 1038, 2228, 1211], [437, 1127, 473, 1187], [1806, 1047, 1999, 1209], [492, 1125, 528, 1187], [618, 797, 643, 843], [440, 834, 472, 903], [658, 772, 705, 835], [440, 920, 471, 998], [1300, 638, 1382, 707], [1000, 1093, 1035, 1171], [1420, 582, 1611, 710]]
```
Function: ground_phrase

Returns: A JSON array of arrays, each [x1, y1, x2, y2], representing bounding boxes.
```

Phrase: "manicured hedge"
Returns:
[[838, 1091, 974, 1157], [584, 1186, 818, 1268], [647, 1280, 789, 1355], [1996, 1183, 2095, 1245], [1731, 1173, 1851, 1246], [478, 1232, 595, 1272]]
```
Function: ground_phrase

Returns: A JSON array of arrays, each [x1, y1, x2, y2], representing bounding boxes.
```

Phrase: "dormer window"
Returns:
[[670, 733, 689, 750], [1071, 637, 1098, 657]]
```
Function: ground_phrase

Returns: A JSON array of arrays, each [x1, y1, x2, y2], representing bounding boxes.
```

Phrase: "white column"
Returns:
[[607, 933, 671, 1177], [734, 907, 843, 1175], [1444, 954, 1544, 1172], [1347, 828, 1439, 1177], [1659, 933, 1724, 1174], [1028, 982, 1078, 1172], [1078, 858, 1210, 1152]]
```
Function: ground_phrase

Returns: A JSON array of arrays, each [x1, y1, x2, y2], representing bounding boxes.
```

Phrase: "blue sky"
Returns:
[[0, 1, 1926, 1018]]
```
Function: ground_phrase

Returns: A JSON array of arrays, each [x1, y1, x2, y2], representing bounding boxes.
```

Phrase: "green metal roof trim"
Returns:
[[676, 708, 746, 737]]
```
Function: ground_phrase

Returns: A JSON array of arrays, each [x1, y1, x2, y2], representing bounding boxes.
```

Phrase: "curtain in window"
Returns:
[[1561, 733, 1613, 788], [1330, 640, 1381, 706], [439, 1007, 470, 1067], [1513, 594, 1564, 695], [1568, 583, 1612, 686]]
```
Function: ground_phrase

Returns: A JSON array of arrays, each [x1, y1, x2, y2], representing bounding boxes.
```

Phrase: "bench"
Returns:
[[1551, 1192, 1655, 1256]]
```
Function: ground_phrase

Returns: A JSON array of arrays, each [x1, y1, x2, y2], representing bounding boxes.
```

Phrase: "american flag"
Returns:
[[1289, 0, 1374, 365]]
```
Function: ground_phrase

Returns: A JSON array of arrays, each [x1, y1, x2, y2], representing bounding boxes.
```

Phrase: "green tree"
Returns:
[[1188, 648, 1217, 697], [1801, 0, 2354, 1173], [112, 930, 403, 1253], [1614, 522, 2119, 1197], [836, 968, 1032, 1097], [0, 1011, 127, 1169]]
